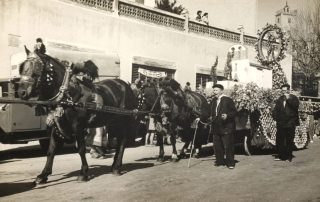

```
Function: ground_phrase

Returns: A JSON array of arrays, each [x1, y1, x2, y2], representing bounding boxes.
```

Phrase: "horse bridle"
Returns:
[[139, 84, 171, 115], [19, 56, 45, 93], [19, 55, 72, 102]]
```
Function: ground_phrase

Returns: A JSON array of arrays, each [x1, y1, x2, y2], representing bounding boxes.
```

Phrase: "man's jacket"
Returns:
[[210, 96, 237, 135], [272, 94, 300, 128]]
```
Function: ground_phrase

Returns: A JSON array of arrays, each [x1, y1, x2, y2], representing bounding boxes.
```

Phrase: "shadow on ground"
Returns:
[[32, 162, 155, 190], [0, 182, 36, 197], [0, 144, 77, 161]]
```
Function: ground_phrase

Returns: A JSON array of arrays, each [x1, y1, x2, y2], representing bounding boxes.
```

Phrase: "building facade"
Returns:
[[0, 0, 293, 89]]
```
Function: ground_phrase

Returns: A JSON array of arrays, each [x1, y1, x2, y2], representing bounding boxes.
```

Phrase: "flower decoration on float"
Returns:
[[255, 24, 288, 67]]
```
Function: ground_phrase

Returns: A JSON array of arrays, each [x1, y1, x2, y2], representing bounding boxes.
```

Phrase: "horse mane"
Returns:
[[72, 60, 99, 80]]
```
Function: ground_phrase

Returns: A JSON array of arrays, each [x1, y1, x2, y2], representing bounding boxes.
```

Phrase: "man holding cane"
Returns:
[[209, 84, 237, 169]]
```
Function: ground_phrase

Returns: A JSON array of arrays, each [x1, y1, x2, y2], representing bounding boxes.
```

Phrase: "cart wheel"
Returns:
[[244, 135, 252, 156]]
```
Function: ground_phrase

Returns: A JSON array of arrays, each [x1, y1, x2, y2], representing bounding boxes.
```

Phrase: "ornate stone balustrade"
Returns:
[[189, 21, 240, 43], [118, 0, 185, 31], [66, 0, 260, 45], [69, 0, 113, 11]]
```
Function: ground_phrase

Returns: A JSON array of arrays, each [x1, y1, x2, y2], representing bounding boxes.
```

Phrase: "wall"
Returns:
[[0, 0, 293, 89]]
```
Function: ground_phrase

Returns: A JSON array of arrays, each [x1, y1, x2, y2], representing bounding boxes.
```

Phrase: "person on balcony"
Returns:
[[195, 10, 202, 22], [272, 84, 300, 162], [202, 12, 209, 26]]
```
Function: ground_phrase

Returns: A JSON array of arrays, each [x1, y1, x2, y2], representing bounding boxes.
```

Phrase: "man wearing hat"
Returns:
[[272, 84, 300, 162], [210, 84, 237, 169], [34, 38, 46, 55]]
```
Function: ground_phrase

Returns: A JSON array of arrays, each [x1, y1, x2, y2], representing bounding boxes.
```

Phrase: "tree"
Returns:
[[210, 56, 219, 84], [155, 0, 186, 15], [290, 0, 320, 95]]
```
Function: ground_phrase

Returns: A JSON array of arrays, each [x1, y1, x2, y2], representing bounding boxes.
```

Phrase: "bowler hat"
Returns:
[[212, 84, 224, 90]]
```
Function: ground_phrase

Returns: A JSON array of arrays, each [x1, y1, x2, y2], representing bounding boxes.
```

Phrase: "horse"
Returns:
[[139, 78, 210, 161], [160, 79, 211, 158], [17, 47, 138, 184], [137, 80, 177, 161]]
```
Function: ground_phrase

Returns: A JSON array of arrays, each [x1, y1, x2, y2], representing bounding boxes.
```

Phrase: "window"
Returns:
[[196, 73, 211, 88], [288, 18, 291, 23], [277, 17, 280, 23]]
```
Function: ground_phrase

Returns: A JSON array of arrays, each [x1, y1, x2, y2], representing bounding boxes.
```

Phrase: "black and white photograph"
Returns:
[[1, 0, 320, 201]]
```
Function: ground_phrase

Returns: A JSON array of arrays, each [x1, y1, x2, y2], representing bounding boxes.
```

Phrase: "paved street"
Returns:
[[1, 139, 320, 202]]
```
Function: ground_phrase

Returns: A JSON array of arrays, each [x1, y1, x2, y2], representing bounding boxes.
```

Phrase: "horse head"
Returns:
[[159, 78, 188, 111], [140, 81, 171, 114], [17, 46, 65, 100]]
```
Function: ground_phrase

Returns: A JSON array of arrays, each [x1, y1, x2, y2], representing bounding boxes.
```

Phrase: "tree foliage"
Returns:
[[155, 0, 186, 15], [291, 0, 320, 78]]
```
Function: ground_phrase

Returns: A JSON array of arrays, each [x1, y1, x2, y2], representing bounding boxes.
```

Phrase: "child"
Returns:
[[146, 116, 156, 146]]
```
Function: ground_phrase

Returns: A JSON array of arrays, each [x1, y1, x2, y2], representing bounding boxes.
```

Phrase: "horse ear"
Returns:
[[24, 45, 31, 56]]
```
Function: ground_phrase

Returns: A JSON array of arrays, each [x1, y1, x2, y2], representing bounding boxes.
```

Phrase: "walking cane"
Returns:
[[207, 124, 212, 144], [188, 118, 200, 168]]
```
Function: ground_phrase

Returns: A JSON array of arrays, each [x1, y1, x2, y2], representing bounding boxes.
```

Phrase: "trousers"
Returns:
[[276, 127, 295, 160], [213, 133, 235, 166]]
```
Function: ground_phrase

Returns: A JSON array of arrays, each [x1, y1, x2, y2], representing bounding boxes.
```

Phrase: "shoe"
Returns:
[[274, 158, 281, 161], [214, 162, 225, 167], [227, 166, 235, 169], [285, 159, 292, 162]]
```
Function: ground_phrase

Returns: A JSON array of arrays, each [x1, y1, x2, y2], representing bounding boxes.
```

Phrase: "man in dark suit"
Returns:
[[272, 84, 300, 162], [210, 84, 237, 169]]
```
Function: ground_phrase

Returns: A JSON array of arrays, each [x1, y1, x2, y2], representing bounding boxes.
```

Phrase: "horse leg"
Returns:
[[76, 135, 89, 182], [111, 135, 127, 176], [171, 131, 178, 162], [179, 141, 190, 159], [157, 132, 165, 162], [35, 128, 59, 185]]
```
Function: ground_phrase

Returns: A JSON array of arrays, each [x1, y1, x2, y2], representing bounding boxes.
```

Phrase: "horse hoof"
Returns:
[[179, 153, 187, 159], [171, 154, 179, 162], [112, 170, 122, 176], [157, 157, 165, 162], [171, 158, 179, 162], [192, 153, 200, 158], [34, 177, 48, 185], [77, 175, 89, 182]]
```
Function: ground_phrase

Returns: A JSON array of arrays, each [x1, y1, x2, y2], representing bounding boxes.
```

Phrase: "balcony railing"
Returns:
[[66, 0, 260, 46], [69, 0, 113, 11], [119, 0, 185, 31]]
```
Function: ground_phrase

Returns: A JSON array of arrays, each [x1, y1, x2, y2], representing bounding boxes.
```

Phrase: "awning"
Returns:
[[133, 56, 176, 70], [47, 41, 120, 78]]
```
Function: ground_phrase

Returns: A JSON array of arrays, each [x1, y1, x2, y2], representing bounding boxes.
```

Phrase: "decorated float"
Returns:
[[206, 24, 312, 154]]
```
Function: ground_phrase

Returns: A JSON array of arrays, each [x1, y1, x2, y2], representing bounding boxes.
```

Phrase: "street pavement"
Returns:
[[1, 138, 320, 202]]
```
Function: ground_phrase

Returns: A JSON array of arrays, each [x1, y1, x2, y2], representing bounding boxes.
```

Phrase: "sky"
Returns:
[[257, 0, 298, 29], [177, 0, 298, 35]]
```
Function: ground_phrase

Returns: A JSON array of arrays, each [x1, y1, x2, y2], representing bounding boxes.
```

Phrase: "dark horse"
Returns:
[[17, 47, 137, 184], [139, 78, 210, 161], [138, 80, 178, 161], [161, 79, 211, 158]]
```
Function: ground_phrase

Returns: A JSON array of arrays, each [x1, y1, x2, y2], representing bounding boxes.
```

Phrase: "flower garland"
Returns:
[[255, 24, 289, 89], [205, 82, 310, 148], [272, 63, 288, 89], [255, 24, 288, 67], [294, 115, 308, 149], [299, 101, 320, 113]]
